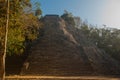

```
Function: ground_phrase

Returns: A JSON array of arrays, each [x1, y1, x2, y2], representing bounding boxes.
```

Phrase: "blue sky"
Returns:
[[31, 0, 120, 29]]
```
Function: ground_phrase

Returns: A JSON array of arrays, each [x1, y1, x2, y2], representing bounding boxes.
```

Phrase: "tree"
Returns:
[[61, 10, 75, 26], [81, 21, 90, 37], [0, 0, 8, 79], [0, 0, 42, 79], [34, 2, 42, 18], [84, 24, 120, 61]]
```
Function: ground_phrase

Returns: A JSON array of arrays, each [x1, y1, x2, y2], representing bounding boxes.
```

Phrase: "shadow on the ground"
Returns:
[[5, 53, 28, 75]]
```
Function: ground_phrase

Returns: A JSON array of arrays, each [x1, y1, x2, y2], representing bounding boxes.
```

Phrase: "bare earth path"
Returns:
[[5, 75, 120, 80]]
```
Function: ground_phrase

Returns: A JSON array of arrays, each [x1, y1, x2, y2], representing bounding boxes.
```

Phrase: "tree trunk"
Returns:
[[0, 53, 5, 80], [0, 0, 9, 80]]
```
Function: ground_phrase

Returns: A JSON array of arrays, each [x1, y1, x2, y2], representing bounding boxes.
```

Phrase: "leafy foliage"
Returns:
[[61, 10, 75, 26], [81, 24, 120, 61], [34, 2, 42, 18], [0, 0, 42, 55]]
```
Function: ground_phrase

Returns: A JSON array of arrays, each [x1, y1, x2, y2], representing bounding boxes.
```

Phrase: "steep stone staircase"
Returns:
[[21, 17, 94, 76]]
